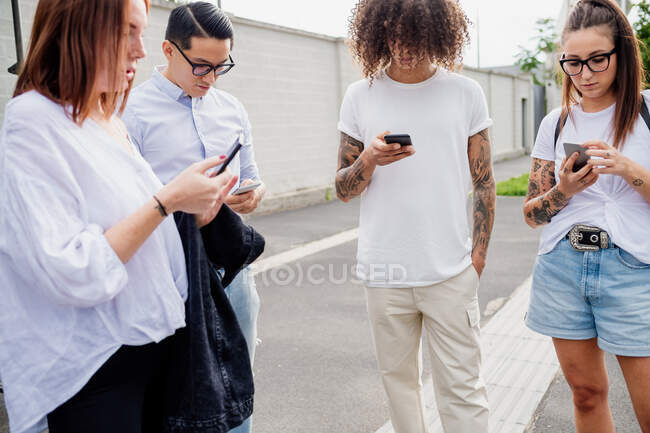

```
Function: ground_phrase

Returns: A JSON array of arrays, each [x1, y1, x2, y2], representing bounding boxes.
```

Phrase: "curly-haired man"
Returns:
[[336, 1, 496, 432]]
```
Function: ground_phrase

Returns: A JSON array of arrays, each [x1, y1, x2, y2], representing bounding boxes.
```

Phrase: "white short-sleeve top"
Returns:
[[531, 91, 650, 263]]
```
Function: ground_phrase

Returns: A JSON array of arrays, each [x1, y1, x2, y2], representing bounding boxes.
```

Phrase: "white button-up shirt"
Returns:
[[123, 67, 259, 186], [0, 91, 188, 433]]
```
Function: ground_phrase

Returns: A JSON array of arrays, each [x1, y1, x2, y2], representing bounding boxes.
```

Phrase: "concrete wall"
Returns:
[[464, 67, 535, 157], [2, 0, 534, 214]]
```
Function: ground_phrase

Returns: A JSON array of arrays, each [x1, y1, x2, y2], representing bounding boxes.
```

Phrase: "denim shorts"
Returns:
[[526, 238, 650, 356]]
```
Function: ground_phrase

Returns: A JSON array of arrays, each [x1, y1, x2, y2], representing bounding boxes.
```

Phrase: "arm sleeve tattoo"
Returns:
[[335, 132, 370, 201], [524, 158, 569, 226], [468, 129, 496, 263]]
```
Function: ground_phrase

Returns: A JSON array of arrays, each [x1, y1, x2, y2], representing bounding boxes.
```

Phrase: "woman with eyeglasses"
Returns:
[[0, 1, 238, 432], [523, 0, 650, 431]]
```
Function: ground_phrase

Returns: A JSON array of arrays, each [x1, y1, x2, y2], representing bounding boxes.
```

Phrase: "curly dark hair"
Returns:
[[348, 0, 470, 81]]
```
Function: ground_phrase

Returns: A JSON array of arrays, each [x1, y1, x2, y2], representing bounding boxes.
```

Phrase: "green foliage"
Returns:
[[633, 0, 650, 88], [496, 173, 530, 197], [515, 18, 558, 86]]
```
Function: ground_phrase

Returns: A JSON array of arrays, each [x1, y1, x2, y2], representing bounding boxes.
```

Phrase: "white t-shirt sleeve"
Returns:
[[338, 84, 363, 142], [468, 81, 493, 136], [531, 109, 562, 162]]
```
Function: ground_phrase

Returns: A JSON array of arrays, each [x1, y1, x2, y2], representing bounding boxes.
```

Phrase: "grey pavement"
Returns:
[[0, 155, 640, 432]]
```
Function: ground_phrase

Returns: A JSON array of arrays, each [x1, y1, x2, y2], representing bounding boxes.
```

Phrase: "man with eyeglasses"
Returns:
[[123, 3, 262, 433]]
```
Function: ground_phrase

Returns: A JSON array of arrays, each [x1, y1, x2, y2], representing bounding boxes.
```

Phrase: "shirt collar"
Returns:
[[151, 66, 189, 102]]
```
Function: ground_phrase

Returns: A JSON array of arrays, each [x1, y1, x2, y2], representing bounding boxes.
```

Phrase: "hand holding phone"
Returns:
[[216, 133, 244, 175], [556, 142, 599, 198], [233, 180, 261, 195], [563, 142, 591, 173], [364, 131, 416, 167]]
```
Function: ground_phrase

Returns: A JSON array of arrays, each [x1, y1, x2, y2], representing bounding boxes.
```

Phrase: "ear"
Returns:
[[162, 40, 174, 61]]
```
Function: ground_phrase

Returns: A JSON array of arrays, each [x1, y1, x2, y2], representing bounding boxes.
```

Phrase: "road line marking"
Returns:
[[374, 276, 560, 433], [250, 228, 359, 276]]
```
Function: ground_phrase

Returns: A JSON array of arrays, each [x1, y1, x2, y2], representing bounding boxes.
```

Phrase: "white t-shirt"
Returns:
[[338, 69, 493, 287], [531, 91, 650, 263]]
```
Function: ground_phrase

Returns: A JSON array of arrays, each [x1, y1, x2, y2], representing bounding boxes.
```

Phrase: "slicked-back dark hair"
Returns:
[[165, 1, 234, 50]]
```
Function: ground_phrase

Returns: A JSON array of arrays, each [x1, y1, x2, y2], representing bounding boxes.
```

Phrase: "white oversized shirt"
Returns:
[[0, 91, 188, 433], [338, 69, 493, 287], [532, 91, 650, 263]]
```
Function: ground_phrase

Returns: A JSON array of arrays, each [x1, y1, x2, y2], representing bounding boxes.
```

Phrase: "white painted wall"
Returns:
[[2, 0, 534, 212]]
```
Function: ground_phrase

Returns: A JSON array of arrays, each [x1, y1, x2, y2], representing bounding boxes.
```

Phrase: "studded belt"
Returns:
[[565, 225, 613, 252]]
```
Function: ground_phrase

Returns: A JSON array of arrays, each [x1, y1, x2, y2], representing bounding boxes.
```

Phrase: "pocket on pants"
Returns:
[[466, 300, 480, 328], [616, 248, 650, 269]]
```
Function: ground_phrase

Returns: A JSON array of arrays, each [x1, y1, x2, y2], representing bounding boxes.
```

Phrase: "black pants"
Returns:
[[47, 336, 173, 433]]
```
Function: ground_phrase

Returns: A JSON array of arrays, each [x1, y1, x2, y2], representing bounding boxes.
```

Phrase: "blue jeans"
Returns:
[[526, 238, 650, 356], [225, 267, 260, 433]]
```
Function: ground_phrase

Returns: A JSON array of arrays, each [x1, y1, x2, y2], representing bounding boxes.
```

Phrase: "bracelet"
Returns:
[[153, 195, 168, 217]]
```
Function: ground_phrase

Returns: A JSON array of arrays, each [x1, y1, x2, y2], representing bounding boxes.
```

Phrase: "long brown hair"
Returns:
[[14, 0, 150, 124], [560, 0, 644, 149]]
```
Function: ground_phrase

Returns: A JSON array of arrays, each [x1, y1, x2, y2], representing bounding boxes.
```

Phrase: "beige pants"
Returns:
[[365, 265, 489, 433]]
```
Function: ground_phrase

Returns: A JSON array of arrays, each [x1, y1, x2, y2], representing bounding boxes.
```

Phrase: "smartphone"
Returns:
[[384, 134, 413, 146], [233, 181, 261, 195], [216, 134, 244, 175], [563, 142, 591, 173]]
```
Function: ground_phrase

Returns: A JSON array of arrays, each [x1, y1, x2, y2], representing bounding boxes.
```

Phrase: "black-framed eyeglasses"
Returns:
[[559, 48, 616, 76], [169, 40, 235, 77]]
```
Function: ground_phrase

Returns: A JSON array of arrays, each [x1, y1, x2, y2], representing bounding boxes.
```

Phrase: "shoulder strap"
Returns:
[[554, 96, 650, 150], [641, 96, 650, 133], [553, 112, 568, 150]]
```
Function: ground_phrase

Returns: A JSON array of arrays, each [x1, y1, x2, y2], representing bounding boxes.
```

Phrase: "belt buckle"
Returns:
[[568, 225, 609, 251]]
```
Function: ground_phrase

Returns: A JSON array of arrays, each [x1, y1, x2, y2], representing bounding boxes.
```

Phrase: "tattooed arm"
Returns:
[[335, 133, 374, 202], [523, 152, 598, 228], [335, 131, 415, 202], [468, 129, 496, 277]]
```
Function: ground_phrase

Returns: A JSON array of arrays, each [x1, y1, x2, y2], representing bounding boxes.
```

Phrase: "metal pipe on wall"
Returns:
[[9, 0, 24, 75]]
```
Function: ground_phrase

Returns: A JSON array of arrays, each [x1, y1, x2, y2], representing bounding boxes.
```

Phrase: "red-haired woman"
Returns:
[[0, 1, 236, 432]]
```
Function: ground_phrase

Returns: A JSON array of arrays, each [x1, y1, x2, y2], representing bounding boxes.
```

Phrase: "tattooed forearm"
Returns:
[[633, 178, 644, 187], [524, 158, 568, 228], [526, 159, 556, 201], [525, 186, 569, 226], [335, 132, 372, 202], [469, 129, 496, 265]]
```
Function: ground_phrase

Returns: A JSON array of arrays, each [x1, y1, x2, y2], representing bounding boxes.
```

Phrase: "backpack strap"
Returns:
[[553, 111, 568, 151], [641, 95, 650, 132], [554, 95, 650, 150]]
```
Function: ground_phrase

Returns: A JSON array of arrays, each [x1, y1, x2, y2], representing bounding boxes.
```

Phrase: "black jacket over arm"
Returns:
[[163, 205, 265, 433]]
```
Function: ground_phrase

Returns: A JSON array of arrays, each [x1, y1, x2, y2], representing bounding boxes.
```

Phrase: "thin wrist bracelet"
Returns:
[[153, 195, 168, 217]]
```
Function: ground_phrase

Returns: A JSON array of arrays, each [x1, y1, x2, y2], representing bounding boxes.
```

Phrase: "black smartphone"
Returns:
[[384, 134, 413, 146], [563, 142, 590, 173], [216, 135, 243, 175]]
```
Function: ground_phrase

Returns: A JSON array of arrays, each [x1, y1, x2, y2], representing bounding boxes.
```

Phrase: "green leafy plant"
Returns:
[[515, 18, 559, 86], [633, 0, 650, 87]]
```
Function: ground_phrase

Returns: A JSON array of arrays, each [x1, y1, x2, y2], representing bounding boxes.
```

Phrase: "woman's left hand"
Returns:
[[584, 140, 632, 177]]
